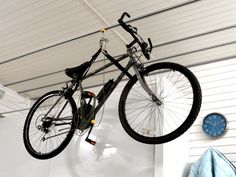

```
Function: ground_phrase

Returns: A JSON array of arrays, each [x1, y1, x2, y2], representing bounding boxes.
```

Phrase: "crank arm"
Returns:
[[85, 120, 96, 145]]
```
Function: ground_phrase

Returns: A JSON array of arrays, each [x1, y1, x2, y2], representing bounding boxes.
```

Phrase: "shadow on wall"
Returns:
[[64, 125, 154, 177]]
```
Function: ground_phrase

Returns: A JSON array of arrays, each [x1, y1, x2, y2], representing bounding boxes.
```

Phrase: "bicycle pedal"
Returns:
[[85, 137, 96, 145]]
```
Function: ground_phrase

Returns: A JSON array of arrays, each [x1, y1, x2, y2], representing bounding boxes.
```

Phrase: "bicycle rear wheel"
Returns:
[[23, 90, 76, 159], [119, 62, 202, 144]]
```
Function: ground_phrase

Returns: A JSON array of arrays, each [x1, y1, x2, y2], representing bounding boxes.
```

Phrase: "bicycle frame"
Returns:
[[41, 50, 132, 124], [44, 46, 161, 126], [35, 49, 143, 142]]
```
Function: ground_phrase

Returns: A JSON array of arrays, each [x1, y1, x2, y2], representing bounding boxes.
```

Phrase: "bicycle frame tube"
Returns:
[[41, 81, 78, 121], [79, 52, 134, 115], [82, 53, 130, 80], [43, 94, 65, 118], [94, 59, 133, 114]]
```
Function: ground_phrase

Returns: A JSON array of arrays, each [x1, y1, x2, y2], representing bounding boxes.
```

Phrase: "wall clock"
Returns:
[[202, 113, 227, 138]]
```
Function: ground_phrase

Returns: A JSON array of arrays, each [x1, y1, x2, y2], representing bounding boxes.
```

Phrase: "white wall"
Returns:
[[189, 58, 236, 166], [162, 132, 190, 177], [0, 112, 52, 177], [0, 87, 52, 177], [0, 83, 155, 177]]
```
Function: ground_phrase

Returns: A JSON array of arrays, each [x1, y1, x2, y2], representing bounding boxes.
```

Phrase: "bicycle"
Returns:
[[23, 12, 202, 160]]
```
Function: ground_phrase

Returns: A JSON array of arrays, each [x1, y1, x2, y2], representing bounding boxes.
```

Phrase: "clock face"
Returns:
[[202, 113, 227, 138]]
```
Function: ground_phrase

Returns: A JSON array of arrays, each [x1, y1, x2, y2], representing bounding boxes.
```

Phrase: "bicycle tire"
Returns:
[[119, 62, 202, 144], [23, 90, 77, 159]]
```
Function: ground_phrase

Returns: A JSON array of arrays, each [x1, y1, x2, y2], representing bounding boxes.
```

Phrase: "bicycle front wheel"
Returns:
[[23, 90, 77, 159], [119, 62, 202, 144]]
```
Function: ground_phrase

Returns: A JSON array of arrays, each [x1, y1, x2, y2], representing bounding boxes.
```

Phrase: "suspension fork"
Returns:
[[132, 62, 162, 106]]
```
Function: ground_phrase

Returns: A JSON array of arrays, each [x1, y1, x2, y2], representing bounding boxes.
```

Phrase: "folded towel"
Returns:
[[188, 148, 236, 177]]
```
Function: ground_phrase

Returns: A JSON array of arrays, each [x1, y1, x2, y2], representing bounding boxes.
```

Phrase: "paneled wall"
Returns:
[[1, 0, 236, 99], [189, 58, 236, 165]]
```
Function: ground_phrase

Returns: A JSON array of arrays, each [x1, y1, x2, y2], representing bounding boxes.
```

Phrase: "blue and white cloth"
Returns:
[[188, 148, 236, 177]]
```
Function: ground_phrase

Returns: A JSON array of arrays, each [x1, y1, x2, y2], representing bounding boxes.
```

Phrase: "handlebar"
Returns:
[[119, 12, 130, 21], [118, 12, 152, 60]]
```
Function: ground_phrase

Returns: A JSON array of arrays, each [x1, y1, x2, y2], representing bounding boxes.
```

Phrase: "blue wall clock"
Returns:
[[202, 113, 227, 138]]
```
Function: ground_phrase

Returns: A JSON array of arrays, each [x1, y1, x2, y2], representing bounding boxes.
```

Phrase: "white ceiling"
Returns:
[[1, 0, 236, 101]]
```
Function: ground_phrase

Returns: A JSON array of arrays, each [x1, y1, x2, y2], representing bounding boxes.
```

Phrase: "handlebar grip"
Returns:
[[118, 13, 133, 34], [125, 12, 131, 18], [119, 12, 131, 23]]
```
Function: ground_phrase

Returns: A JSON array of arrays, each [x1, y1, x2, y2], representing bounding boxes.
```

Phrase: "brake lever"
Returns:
[[148, 38, 153, 53], [140, 42, 150, 60]]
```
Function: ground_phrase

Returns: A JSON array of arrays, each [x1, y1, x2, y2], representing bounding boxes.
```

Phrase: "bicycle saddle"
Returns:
[[65, 61, 91, 80]]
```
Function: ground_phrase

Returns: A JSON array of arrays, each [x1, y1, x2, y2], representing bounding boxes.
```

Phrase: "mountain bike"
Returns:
[[23, 12, 202, 159]]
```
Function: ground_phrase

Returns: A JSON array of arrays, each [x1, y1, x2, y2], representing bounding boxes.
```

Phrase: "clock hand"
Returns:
[[215, 120, 224, 126], [205, 120, 214, 126]]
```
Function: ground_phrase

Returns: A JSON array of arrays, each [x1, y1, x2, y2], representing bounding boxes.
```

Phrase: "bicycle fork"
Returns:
[[133, 64, 162, 106]]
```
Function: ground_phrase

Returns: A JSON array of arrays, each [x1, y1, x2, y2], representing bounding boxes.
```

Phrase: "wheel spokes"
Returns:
[[125, 67, 194, 138], [27, 94, 74, 155]]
